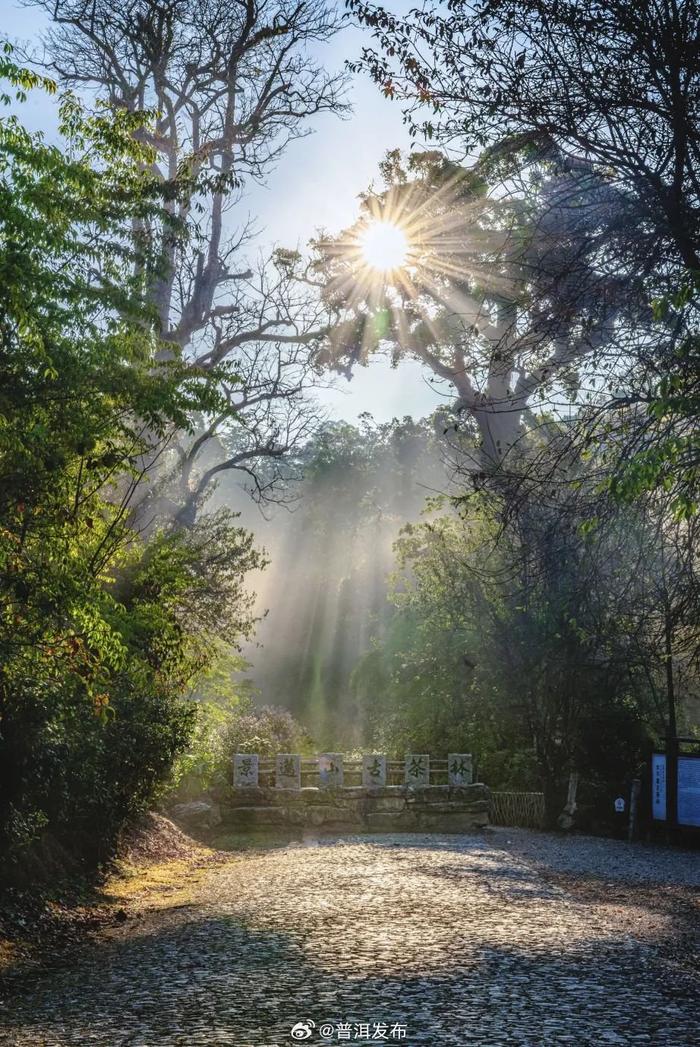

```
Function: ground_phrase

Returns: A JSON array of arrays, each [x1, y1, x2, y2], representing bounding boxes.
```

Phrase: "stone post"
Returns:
[[276, 753, 301, 789], [319, 753, 344, 788], [405, 753, 430, 786], [362, 754, 387, 788], [448, 754, 473, 786], [557, 772, 579, 831], [233, 753, 259, 788]]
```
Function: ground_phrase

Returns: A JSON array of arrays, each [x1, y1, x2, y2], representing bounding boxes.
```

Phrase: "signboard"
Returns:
[[651, 752, 700, 827], [276, 753, 301, 790], [405, 753, 430, 786], [677, 756, 700, 828], [652, 753, 667, 820]]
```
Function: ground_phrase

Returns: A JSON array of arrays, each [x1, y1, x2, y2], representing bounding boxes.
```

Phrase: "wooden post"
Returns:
[[663, 590, 678, 836], [557, 772, 579, 830], [666, 734, 679, 837], [566, 772, 579, 812]]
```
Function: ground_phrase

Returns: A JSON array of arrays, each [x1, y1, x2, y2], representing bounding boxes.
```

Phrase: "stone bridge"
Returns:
[[174, 752, 492, 834]]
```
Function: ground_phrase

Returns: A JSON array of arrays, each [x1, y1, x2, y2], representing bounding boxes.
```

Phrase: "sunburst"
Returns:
[[360, 221, 409, 271], [316, 159, 517, 371]]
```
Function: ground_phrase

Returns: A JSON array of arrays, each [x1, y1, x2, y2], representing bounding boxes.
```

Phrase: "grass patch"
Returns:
[[0, 815, 234, 975], [104, 850, 226, 914]]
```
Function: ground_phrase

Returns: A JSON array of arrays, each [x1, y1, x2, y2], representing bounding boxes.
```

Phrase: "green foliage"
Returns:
[[169, 648, 258, 797], [607, 331, 700, 518], [350, 513, 477, 754], [352, 483, 673, 819], [171, 694, 312, 799], [220, 705, 313, 759], [250, 415, 442, 743], [0, 52, 263, 882]]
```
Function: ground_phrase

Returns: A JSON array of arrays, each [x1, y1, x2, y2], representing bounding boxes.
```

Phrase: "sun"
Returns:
[[360, 220, 409, 271]]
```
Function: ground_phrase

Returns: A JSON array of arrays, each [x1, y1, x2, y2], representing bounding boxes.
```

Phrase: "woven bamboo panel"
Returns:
[[490, 791, 545, 829]]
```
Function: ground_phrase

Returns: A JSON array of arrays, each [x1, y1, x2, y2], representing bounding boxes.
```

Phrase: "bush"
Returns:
[[0, 56, 262, 884], [221, 705, 313, 759], [170, 700, 313, 800]]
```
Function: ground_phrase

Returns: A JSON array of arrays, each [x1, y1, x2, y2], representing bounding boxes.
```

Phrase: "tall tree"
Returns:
[[347, 0, 700, 509], [316, 147, 644, 481], [0, 52, 263, 877], [354, 466, 698, 822], [32, 0, 348, 518]]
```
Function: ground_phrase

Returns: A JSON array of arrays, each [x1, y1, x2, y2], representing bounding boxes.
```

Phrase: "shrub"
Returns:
[[0, 55, 262, 883]]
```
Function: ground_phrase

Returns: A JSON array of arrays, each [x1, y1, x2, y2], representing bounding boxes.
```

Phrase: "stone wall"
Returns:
[[212, 783, 491, 834]]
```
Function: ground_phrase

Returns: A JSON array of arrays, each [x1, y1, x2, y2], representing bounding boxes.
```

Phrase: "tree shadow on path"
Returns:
[[1, 903, 697, 1046]]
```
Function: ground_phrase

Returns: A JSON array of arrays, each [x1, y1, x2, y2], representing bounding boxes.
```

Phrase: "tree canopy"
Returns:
[[0, 51, 263, 878], [347, 0, 700, 511]]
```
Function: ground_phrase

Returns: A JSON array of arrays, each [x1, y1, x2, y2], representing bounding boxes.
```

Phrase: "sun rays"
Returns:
[[317, 161, 516, 370]]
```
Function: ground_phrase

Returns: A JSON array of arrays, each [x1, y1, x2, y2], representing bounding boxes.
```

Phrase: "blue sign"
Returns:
[[651, 752, 700, 827], [678, 756, 700, 828]]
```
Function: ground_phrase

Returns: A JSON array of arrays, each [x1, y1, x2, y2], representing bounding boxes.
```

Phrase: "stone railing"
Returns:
[[232, 752, 475, 789], [191, 752, 492, 835], [171, 753, 491, 835]]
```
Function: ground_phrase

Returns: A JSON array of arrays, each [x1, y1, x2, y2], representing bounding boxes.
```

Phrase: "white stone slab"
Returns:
[[276, 753, 301, 789], [405, 753, 430, 786], [318, 752, 344, 788], [233, 753, 259, 788], [362, 753, 387, 788], [448, 753, 473, 786]]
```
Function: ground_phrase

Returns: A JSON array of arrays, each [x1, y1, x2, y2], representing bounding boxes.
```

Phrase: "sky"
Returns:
[[2, 0, 446, 423]]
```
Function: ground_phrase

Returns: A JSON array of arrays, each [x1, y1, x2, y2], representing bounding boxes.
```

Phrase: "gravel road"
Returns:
[[1, 830, 698, 1046]]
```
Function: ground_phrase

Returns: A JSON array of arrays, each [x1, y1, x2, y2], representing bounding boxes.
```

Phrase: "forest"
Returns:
[[2, 0, 700, 885]]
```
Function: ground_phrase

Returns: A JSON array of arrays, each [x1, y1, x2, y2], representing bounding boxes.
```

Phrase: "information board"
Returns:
[[677, 756, 700, 828], [651, 752, 700, 827]]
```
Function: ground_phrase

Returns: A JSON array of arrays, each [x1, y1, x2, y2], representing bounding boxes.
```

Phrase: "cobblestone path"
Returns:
[[1, 832, 698, 1046]]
